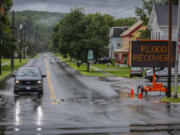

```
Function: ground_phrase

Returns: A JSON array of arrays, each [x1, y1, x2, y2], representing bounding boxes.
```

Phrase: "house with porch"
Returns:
[[114, 20, 146, 66], [148, 4, 178, 40], [109, 27, 128, 59]]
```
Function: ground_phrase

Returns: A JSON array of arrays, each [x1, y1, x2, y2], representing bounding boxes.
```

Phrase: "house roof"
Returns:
[[155, 4, 178, 26], [121, 20, 143, 37], [114, 48, 128, 53], [112, 27, 128, 37]]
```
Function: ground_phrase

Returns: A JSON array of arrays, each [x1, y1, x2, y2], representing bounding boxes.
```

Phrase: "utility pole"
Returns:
[[0, 26, 2, 75], [167, 0, 173, 97], [0, 39, 2, 75], [27, 40, 30, 56], [174, 0, 180, 98], [34, 25, 38, 56], [0, 0, 4, 75], [19, 24, 23, 63], [11, 11, 16, 69], [23, 24, 26, 59], [0, 1, 2, 75]]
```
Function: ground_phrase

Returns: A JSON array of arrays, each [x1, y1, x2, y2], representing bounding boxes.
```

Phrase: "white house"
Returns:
[[109, 27, 128, 58], [148, 4, 178, 41]]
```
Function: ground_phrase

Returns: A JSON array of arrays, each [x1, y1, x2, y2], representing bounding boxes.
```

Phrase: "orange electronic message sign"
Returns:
[[131, 41, 176, 67]]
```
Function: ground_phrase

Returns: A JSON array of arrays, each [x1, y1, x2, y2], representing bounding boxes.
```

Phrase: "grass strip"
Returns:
[[105, 70, 130, 77], [34, 54, 40, 58], [92, 64, 130, 77], [92, 64, 130, 70], [56, 54, 108, 77], [161, 97, 180, 103], [2, 59, 10, 64], [0, 59, 28, 80]]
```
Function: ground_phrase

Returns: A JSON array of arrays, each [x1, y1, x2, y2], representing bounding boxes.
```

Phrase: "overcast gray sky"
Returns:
[[12, 0, 142, 18]]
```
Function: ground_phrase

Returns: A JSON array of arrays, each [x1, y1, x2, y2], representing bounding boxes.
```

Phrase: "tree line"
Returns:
[[52, 8, 137, 66], [10, 11, 65, 52]]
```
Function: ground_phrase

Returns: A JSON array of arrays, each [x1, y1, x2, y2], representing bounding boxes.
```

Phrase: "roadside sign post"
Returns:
[[132, 40, 176, 96], [87, 50, 93, 72], [167, 0, 173, 98], [174, 0, 180, 98]]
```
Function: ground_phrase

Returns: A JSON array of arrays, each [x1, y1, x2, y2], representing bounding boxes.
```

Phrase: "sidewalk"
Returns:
[[90, 65, 113, 76], [2, 61, 10, 66]]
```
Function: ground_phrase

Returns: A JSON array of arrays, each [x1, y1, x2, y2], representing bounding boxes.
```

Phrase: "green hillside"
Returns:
[[9, 11, 65, 52]]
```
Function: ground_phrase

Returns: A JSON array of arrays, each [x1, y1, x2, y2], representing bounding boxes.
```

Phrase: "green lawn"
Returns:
[[56, 54, 108, 77], [2, 59, 10, 64], [171, 86, 180, 93], [160, 87, 180, 103], [106, 70, 130, 77], [0, 59, 28, 80], [161, 97, 180, 103], [92, 64, 130, 77], [92, 64, 130, 70], [34, 54, 40, 58], [55, 53, 131, 77]]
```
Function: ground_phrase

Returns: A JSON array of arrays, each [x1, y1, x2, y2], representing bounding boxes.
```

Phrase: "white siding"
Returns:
[[149, 7, 161, 40], [109, 37, 122, 58], [159, 27, 177, 41], [149, 5, 177, 41]]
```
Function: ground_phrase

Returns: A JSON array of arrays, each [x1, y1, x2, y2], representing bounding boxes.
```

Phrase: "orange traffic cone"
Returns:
[[131, 89, 134, 98], [139, 92, 143, 99]]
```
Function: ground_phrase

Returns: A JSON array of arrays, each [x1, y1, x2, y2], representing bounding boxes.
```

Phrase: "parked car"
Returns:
[[98, 57, 111, 64], [130, 67, 143, 77], [145, 67, 180, 81], [13, 67, 46, 95]]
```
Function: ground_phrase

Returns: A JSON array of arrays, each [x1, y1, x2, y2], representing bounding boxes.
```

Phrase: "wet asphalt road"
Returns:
[[0, 53, 180, 135]]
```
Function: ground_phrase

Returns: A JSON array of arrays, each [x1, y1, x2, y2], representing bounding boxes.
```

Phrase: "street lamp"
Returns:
[[10, 11, 17, 69], [23, 23, 26, 59], [19, 24, 23, 63]]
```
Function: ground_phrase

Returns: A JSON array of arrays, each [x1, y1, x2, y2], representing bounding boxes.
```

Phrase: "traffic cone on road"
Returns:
[[131, 89, 134, 98], [138, 92, 143, 99]]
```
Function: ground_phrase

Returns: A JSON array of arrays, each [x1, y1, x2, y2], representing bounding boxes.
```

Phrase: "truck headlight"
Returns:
[[37, 81, 42, 84], [16, 80, 20, 84]]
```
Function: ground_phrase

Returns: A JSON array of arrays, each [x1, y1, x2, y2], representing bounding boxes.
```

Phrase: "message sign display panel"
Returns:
[[131, 41, 176, 67]]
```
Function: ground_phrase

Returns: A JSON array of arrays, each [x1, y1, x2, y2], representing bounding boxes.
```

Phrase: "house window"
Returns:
[[156, 32, 160, 40], [117, 40, 121, 47]]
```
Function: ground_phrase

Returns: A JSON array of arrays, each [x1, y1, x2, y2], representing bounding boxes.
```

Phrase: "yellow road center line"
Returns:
[[46, 62, 53, 100], [47, 66, 56, 99], [45, 60, 58, 105]]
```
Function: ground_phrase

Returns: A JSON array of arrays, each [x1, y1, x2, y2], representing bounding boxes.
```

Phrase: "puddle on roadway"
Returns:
[[97, 77, 114, 82], [0, 80, 12, 91]]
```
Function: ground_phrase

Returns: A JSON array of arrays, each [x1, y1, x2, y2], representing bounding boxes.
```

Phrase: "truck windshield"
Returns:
[[17, 68, 40, 76]]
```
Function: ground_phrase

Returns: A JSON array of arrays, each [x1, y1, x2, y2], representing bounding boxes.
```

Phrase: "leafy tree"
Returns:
[[103, 14, 114, 27], [114, 17, 137, 27], [80, 13, 110, 62], [52, 9, 111, 67], [54, 8, 85, 59], [0, 0, 13, 57]]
